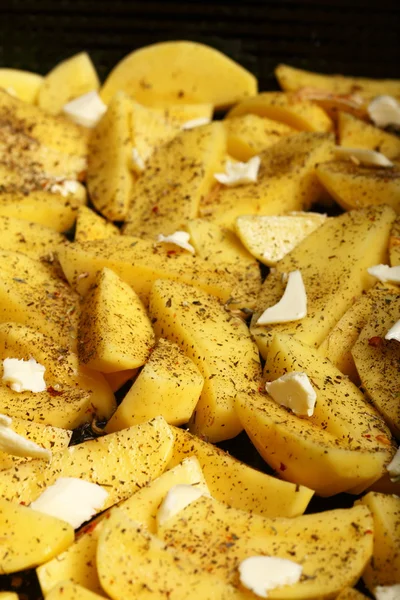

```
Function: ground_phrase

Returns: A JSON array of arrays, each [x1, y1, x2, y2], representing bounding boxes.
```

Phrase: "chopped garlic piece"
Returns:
[[385, 319, 400, 342], [157, 484, 208, 528], [387, 447, 400, 479], [131, 147, 146, 173], [265, 372, 317, 417], [375, 584, 400, 600], [157, 231, 195, 253], [2, 357, 46, 393], [257, 270, 307, 325], [63, 90, 107, 128], [5, 86, 17, 97], [239, 556, 303, 598], [181, 116, 211, 130], [368, 96, 400, 128], [30, 477, 108, 529], [367, 264, 400, 284], [0, 413, 51, 460], [50, 179, 79, 197], [215, 156, 261, 187], [334, 146, 393, 167]]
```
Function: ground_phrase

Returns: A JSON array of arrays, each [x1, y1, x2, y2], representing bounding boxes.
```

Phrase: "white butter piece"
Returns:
[[131, 147, 146, 173], [181, 116, 211, 130], [387, 447, 400, 479], [157, 231, 195, 254], [334, 146, 393, 167], [157, 484, 207, 528], [385, 319, 400, 342], [30, 477, 108, 529], [375, 584, 400, 600], [0, 413, 51, 460], [265, 372, 317, 417], [50, 179, 79, 197], [239, 556, 302, 598], [368, 95, 400, 128], [63, 90, 107, 128], [2, 357, 46, 393], [257, 270, 307, 325], [367, 264, 400, 284], [215, 156, 261, 187], [5, 86, 17, 97]]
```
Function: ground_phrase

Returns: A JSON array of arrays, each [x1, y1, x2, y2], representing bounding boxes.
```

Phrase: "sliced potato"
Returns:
[[75, 206, 119, 242], [154, 102, 213, 126], [338, 111, 400, 159], [104, 369, 137, 393], [45, 582, 105, 600], [389, 216, 400, 266], [0, 68, 43, 102], [130, 100, 181, 165], [336, 589, 369, 600]]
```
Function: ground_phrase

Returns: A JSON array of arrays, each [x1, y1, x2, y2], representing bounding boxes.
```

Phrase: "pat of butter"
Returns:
[[131, 147, 146, 173], [387, 447, 400, 480], [157, 231, 195, 254], [2, 357, 46, 393], [30, 477, 108, 529], [334, 146, 393, 167], [157, 484, 208, 528], [368, 95, 400, 128], [181, 117, 211, 130], [50, 179, 79, 197], [63, 90, 107, 128], [257, 270, 307, 325], [0, 413, 51, 460], [239, 556, 302, 598], [385, 319, 400, 342], [367, 264, 400, 284], [265, 372, 317, 417], [215, 156, 261, 187], [375, 584, 400, 600]]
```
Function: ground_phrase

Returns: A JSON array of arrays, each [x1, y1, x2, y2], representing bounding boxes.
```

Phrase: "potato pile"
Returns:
[[0, 42, 399, 600]]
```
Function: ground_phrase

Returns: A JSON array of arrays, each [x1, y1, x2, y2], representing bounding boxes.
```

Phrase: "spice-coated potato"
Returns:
[[338, 111, 400, 159], [0, 68, 43, 103], [75, 206, 119, 243]]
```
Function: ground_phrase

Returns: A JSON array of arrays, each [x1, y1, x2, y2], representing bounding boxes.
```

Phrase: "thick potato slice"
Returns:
[[123, 123, 226, 238], [153, 102, 213, 126], [276, 63, 400, 99], [227, 91, 333, 132], [57, 236, 246, 305], [104, 369, 137, 392], [0, 593, 18, 600], [251, 205, 395, 358], [0, 497, 74, 574], [351, 288, 400, 436], [100, 40, 257, 109], [356, 492, 400, 590], [38, 52, 100, 116], [75, 206, 119, 242], [106, 338, 203, 431], [168, 426, 314, 518], [97, 508, 245, 600], [0, 416, 174, 507], [224, 114, 295, 161], [316, 161, 400, 212], [0, 68, 43, 102], [336, 589, 369, 600], [158, 495, 374, 599], [87, 92, 134, 221], [202, 132, 334, 229], [46, 582, 105, 600], [79, 267, 155, 373], [389, 216, 400, 266], [338, 111, 400, 159], [149, 279, 261, 442]]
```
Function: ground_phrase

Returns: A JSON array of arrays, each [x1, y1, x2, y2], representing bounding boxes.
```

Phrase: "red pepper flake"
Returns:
[[362, 434, 371, 439], [365, 529, 373, 535], [376, 435, 392, 445], [279, 462, 287, 472], [79, 521, 98, 536], [368, 336, 383, 347], [47, 386, 63, 397], [167, 250, 176, 256], [258, 386, 265, 393], [151, 205, 159, 213]]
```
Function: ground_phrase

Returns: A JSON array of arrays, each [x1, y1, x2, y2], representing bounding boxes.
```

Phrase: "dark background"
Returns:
[[0, 0, 399, 89]]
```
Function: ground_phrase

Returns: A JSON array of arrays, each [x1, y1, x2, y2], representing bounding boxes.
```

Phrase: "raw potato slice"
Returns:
[[202, 132, 334, 229], [130, 100, 181, 165], [338, 112, 400, 159], [87, 92, 134, 221], [38, 52, 100, 116], [154, 102, 213, 126], [224, 114, 295, 161], [78, 267, 155, 373], [0, 416, 174, 506], [123, 122, 226, 238], [227, 91, 333, 132], [275, 63, 400, 100], [149, 279, 261, 442], [168, 426, 314, 518], [316, 161, 400, 212], [351, 288, 400, 436], [104, 369, 137, 392], [336, 589, 369, 600], [0, 593, 19, 600], [100, 40, 257, 109], [158, 495, 374, 600], [356, 492, 400, 590], [96, 508, 245, 600], [236, 212, 326, 266], [0, 497, 74, 573], [106, 338, 203, 431], [75, 206, 119, 242], [0, 68, 43, 102], [389, 216, 400, 266], [251, 206, 395, 359], [46, 582, 105, 600], [57, 236, 246, 305]]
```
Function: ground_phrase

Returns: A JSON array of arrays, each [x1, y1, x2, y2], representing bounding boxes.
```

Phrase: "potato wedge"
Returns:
[[75, 206, 119, 243], [335, 589, 369, 600], [0, 68, 43, 103], [104, 369, 137, 393], [251, 205, 395, 358], [149, 279, 261, 442], [106, 338, 203, 431], [338, 111, 400, 159], [0, 593, 18, 600], [46, 582, 105, 600], [389, 216, 400, 266], [100, 40, 257, 109], [153, 102, 213, 126]]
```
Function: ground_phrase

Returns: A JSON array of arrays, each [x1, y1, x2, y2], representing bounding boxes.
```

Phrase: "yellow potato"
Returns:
[[106, 338, 203, 431], [75, 206, 119, 242], [123, 122, 226, 238], [149, 279, 261, 442], [389, 216, 400, 266], [45, 582, 105, 600], [79, 267, 155, 373], [336, 589, 369, 600], [0, 593, 19, 600], [38, 52, 100, 116], [153, 102, 213, 126], [338, 111, 400, 159], [227, 91, 333, 132], [104, 369, 137, 392], [0, 68, 43, 102], [100, 40, 257, 109], [168, 426, 314, 518], [0, 497, 74, 574]]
